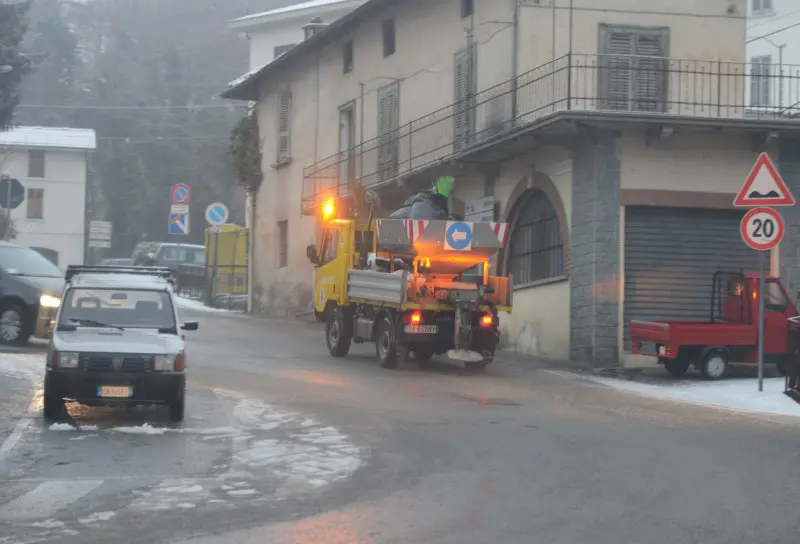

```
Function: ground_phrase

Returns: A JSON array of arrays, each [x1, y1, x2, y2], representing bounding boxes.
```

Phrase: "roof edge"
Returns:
[[222, 0, 397, 101], [229, 0, 364, 30]]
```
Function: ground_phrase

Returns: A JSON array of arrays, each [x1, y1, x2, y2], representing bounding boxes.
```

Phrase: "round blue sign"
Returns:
[[205, 202, 229, 226], [445, 222, 472, 250]]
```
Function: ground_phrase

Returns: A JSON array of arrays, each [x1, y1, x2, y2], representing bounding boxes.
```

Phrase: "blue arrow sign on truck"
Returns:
[[444, 221, 473, 251]]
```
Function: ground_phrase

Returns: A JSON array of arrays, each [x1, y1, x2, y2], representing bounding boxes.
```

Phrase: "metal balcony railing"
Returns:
[[302, 53, 800, 212]]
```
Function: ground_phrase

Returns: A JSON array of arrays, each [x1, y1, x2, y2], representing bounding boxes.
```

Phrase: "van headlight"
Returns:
[[57, 351, 79, 368], [40, 294, 61, 308], [154, 355, 174, 371]]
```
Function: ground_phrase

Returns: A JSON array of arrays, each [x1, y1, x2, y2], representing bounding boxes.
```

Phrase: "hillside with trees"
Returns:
[[7, 0, 298, 254]]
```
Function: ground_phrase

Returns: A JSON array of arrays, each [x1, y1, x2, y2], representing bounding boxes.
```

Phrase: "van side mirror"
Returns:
[[306, 244, 320, 265]]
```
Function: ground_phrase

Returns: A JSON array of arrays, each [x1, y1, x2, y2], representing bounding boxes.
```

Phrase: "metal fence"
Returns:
[[302, 53, 800, 211], [174, 228, 249, 310]]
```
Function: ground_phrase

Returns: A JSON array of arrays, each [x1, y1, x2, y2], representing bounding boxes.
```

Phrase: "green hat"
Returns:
[[434, 176, 454, 197]]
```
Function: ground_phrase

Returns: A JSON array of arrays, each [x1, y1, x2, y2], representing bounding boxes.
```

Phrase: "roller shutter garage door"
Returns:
[[623, 207, 761, 350]]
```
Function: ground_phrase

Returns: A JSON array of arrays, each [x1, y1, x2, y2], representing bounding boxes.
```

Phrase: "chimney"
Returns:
[[302, 17, 328, 40]]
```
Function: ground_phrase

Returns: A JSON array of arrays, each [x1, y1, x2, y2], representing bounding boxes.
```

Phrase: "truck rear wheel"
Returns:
[[326, 307, 352, 358], [376, 316, 405, 369], [701, 351, 729, 380]]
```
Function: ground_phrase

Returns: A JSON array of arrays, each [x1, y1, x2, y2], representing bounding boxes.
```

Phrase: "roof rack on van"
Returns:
[[65, 265, 175, 283]]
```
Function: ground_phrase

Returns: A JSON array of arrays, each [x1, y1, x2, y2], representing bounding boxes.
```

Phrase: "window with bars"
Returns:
[[599, 24, 668, 113], [454, 45, 476, 152], [376, 81, 399, 182], [277, 220, 288, 268], [277, 88, 291, 163], [751, 55, 772, 107], [752, 0, 773, 13], [26, 188, 44, 219], [508, 191, 564, 286]]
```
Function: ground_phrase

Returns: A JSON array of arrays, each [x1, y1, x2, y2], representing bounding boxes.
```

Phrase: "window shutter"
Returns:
[[603, 31, 634, 111], [632, 33, 666, 111], [453, 47, 475, 151], [377, 82, 399, 181], [277, 88, 291, 161]]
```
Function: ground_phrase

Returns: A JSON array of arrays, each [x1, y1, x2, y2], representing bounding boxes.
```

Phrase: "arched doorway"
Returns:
[[506, 189, 566, 286]]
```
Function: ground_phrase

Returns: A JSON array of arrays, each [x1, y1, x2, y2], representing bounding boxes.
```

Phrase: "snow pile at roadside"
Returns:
[[558, 371, 800, 418], [174, 296, 231, 313], [0, 353, 43, 382]]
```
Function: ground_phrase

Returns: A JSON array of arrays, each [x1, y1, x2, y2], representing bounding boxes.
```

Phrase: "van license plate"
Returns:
[[404, 325, 438, 334], [658, 345, 666, 356], [98, 386, 132, 398]]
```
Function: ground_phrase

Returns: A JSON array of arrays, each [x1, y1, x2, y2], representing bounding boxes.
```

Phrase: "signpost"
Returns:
[[734, 152, 795, 391], [0, 176, 24, 241], [88, 220, 112, 249], [169, 184, 190, 240]]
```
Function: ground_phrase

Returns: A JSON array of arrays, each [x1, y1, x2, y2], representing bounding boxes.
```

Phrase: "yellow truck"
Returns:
[[306, 199, 512, 371]]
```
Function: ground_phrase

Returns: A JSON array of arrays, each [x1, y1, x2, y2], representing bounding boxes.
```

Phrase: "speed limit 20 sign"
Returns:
[[740, 207, 785, 251]]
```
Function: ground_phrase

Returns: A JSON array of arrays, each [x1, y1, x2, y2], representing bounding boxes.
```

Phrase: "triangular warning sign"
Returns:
[[734, 152, 795, 207]]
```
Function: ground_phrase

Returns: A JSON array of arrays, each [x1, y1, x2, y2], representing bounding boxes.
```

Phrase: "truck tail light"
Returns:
[[409, 311, 422, 325], [480, 314, 493, 327]]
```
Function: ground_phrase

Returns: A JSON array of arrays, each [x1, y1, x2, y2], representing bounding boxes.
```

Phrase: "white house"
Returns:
[[746, 0, 800, 111], [224, 0, 800, 367], [0, 126, 96, 266], [229, 0, 366, 71]]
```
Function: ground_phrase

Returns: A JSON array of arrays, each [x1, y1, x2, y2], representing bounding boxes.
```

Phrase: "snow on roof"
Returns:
[[0, 126, 97, 150], [230, 0, 363, 26]]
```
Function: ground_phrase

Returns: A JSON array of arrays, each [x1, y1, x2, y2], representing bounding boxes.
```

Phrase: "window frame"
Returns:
[[752, 0, 773, 14], [27, 149, 45, 178], [26, 187, 44, 220], [277, 220, 288, 268], [507, 190, 566, 288], [382, 18, 396, 57], [750, 55, 772, 107], [342, 39, 354, 73], [276, 87, 292, 163], [598, 24, 669, 113]]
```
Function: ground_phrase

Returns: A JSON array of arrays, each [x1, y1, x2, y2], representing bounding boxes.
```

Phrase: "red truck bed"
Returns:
[[630, 319, 756, 359]]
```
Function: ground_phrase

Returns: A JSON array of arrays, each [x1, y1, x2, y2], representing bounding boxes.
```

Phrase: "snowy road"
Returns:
[[3, 307, 800, 543]]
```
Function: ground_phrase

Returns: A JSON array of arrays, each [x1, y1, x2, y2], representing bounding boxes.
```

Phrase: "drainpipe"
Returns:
[[510, 0, 520, 121]]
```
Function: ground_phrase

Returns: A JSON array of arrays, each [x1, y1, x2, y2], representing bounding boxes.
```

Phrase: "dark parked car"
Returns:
[[0, 241, 64, 345]]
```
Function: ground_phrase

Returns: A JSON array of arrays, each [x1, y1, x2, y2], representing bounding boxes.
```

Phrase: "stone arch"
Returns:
[[499, 171, 570, 280]]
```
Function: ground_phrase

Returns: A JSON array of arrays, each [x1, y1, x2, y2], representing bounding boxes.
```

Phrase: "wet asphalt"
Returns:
[[1, 307, 800, 544]]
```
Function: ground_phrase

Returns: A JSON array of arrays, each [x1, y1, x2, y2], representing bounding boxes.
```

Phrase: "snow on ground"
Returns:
[[0, 353, 43, 382], [550, 370, 800, 418], [174, 296, 230, 313]]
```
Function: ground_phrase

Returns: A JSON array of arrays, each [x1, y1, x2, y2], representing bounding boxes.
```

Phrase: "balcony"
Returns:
[[302, 53, 800, 213]]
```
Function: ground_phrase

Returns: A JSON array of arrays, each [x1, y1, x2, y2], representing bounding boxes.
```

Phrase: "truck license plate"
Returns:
[[98, 386, 132, 398], [404, 325, 438, 334], [658, 345, 666, 356]]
